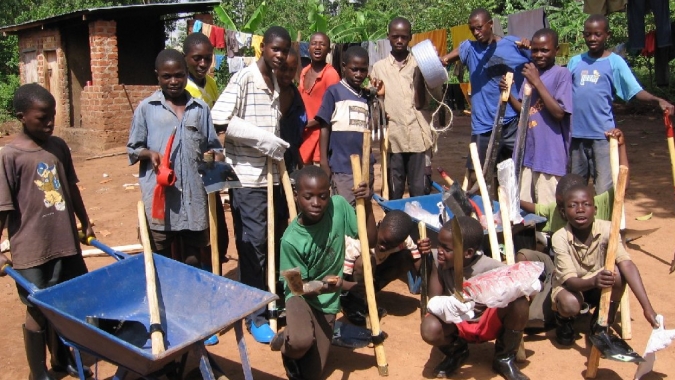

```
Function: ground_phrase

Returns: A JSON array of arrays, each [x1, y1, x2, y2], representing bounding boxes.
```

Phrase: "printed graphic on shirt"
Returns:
[[349, 105, 368, 128], [34, 162, 65, 211], [579, 70, 600, 86], [528, 99, 544, 128]]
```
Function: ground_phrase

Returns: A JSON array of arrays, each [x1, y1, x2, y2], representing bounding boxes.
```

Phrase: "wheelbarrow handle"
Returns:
[[86, 237, 130, 261], [2, 264, 40, 295]]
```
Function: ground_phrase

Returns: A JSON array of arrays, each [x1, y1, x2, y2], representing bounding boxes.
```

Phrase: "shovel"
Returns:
[[586, 166, 644, 378]]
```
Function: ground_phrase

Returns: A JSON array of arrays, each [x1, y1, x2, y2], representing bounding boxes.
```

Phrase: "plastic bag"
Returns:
[[427, 295, 476, 324], [463, 261, 544, 308], [634, 315, 675, 379], [404, 201, 441, 229], [497, 159, 524, 224]]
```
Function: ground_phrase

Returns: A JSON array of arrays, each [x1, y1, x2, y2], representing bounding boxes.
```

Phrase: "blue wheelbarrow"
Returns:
[[373, 182, 546, 247], [2, 239, 277, 380]]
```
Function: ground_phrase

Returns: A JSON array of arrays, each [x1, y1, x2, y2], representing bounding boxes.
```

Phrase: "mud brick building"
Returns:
[[0, 1, 218, 151]]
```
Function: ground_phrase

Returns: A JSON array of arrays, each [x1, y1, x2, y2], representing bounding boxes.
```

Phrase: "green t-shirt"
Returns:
[[279, 195, 358, 314], [535, 188, 614, 234]]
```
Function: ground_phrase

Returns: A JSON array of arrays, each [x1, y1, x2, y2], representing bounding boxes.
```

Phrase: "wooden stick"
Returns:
[[498, 187, 526, 361], [451, 216, 465, 302], [381, 129, 389, 199], [418, 221, 429, 318], [351, 154, 388, 376], [469, 143, 500, 261], [278, 158, 297, 219], [664, 110, 675, 196], [461, 168, 470, 192], [586, 165, 629, 378], [514, 84, 532, 186], [362, 130, 371, 185], [498, 187, 515, 265], [208, 193, 220, 276], [267, 157, 277, 332], [137, 201, 165, 355], [608, 137, 631, 340], [85, 151, 126, 161]]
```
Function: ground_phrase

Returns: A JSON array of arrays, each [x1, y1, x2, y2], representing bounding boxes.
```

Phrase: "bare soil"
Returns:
[[1, 113, 674, 380]]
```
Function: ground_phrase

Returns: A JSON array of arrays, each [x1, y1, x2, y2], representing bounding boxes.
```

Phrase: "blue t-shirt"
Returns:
[[315, 81, 375, 174], [568, 52, 642, 139], [459, 36, 531, 135]]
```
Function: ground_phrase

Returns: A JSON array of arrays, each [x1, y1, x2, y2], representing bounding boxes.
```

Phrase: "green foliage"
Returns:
[[0, 74, 20, 122]]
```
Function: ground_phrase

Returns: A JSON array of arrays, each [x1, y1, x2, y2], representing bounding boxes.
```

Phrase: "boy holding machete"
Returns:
[[271, 165, 369, 379], [440, 8, 530, 188], [551, 184, 659, 346], [420, 216, 530, 380], [500, 28, 572, 205]]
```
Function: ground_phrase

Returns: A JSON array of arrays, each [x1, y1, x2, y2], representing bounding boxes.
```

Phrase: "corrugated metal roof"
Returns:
[[0, 1, 220, 34]]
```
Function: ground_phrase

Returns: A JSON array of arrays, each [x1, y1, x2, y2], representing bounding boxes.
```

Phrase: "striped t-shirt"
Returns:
[[212, 62, 281, 187], [315, 81, 374, 174]]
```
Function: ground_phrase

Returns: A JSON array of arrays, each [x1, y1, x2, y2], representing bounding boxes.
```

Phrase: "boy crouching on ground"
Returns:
[[551, 184, 659, 346], [271, 165, 370, 379], [420, 216, 530, 380]]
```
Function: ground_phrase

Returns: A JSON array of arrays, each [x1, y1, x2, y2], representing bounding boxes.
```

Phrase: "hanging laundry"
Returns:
[[228, 57, 244, 73], [492, 17, 505, 37], [376, 39, 391, 61], [450, 24, 474, 50], [215, 54, 225, 70], [583, 0, 627, 15], [210, 26, 225, 49], [236, 32, 253, 49], [252, 35, 264, 59], [367, 41, 378, 68], [299, 42, 310, 58], [507, 8, 549, 40], [641, 31, 657, 57], [192, 20, 203, 33], [411, 29, 448, 56], [627, 0, 672, 50], [201, 23, 213, 39], [226, 30, 239, 58]]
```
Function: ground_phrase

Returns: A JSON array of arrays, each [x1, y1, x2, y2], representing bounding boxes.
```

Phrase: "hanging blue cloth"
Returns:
[[215, 54, 225, 69], [193, 20, 203, 33]]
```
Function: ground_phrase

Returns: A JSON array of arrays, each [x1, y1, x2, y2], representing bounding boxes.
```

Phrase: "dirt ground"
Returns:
[[1, 112, 674, 380]]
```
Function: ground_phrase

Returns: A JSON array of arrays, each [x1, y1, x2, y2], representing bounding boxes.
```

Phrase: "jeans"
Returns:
[[570, 138, 613, 195]]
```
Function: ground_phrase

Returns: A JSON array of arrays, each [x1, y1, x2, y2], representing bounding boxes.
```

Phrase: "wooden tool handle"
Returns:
[[267, 157, 277, 332], [497, 187, 515, 265], [381, 130, 389, 199], [278, 158, 297, 219], [137, 201, 165, 355], [597, 166, 629, 327], [350, 154, 388, 376], [451, 216, 465, 302], [469, 143, 501, 261], [208, 193, 220, 276], [500, 72, 514, 102], [418, 221, 429, 317], [362, 130, 371, 185], [437, 167, 455, 187]]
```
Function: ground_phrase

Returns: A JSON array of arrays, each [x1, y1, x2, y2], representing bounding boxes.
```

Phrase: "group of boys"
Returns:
[[0, 8, 671, 380]]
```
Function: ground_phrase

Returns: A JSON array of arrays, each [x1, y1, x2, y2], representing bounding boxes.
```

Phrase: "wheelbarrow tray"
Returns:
[[374, 193, 546, 247], [24, 253, 276, 376]]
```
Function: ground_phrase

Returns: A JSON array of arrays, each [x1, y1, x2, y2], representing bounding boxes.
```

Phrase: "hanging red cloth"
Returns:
[[152, 127, 177, 222], [641, 31, 656, 57]]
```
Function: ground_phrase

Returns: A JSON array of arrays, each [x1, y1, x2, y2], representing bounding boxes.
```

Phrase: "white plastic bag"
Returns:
[[427, 296, 476, 324], [463, 261, 544, 308], [634, 315, 675, 379], [404, 201, 441, 229], [497, 159, 524, 224]]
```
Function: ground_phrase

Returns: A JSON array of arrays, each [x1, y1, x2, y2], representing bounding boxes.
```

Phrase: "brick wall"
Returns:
[[17, 28, 70, 129], [77, 20, 157, 151]]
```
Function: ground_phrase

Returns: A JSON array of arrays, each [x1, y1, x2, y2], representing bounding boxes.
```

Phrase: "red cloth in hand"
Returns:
[[152, 128, 177, 222]]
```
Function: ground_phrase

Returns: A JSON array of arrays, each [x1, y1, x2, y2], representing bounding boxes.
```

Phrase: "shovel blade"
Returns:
[[589, 330, 645, 363], [199, 161, 242, 194]]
